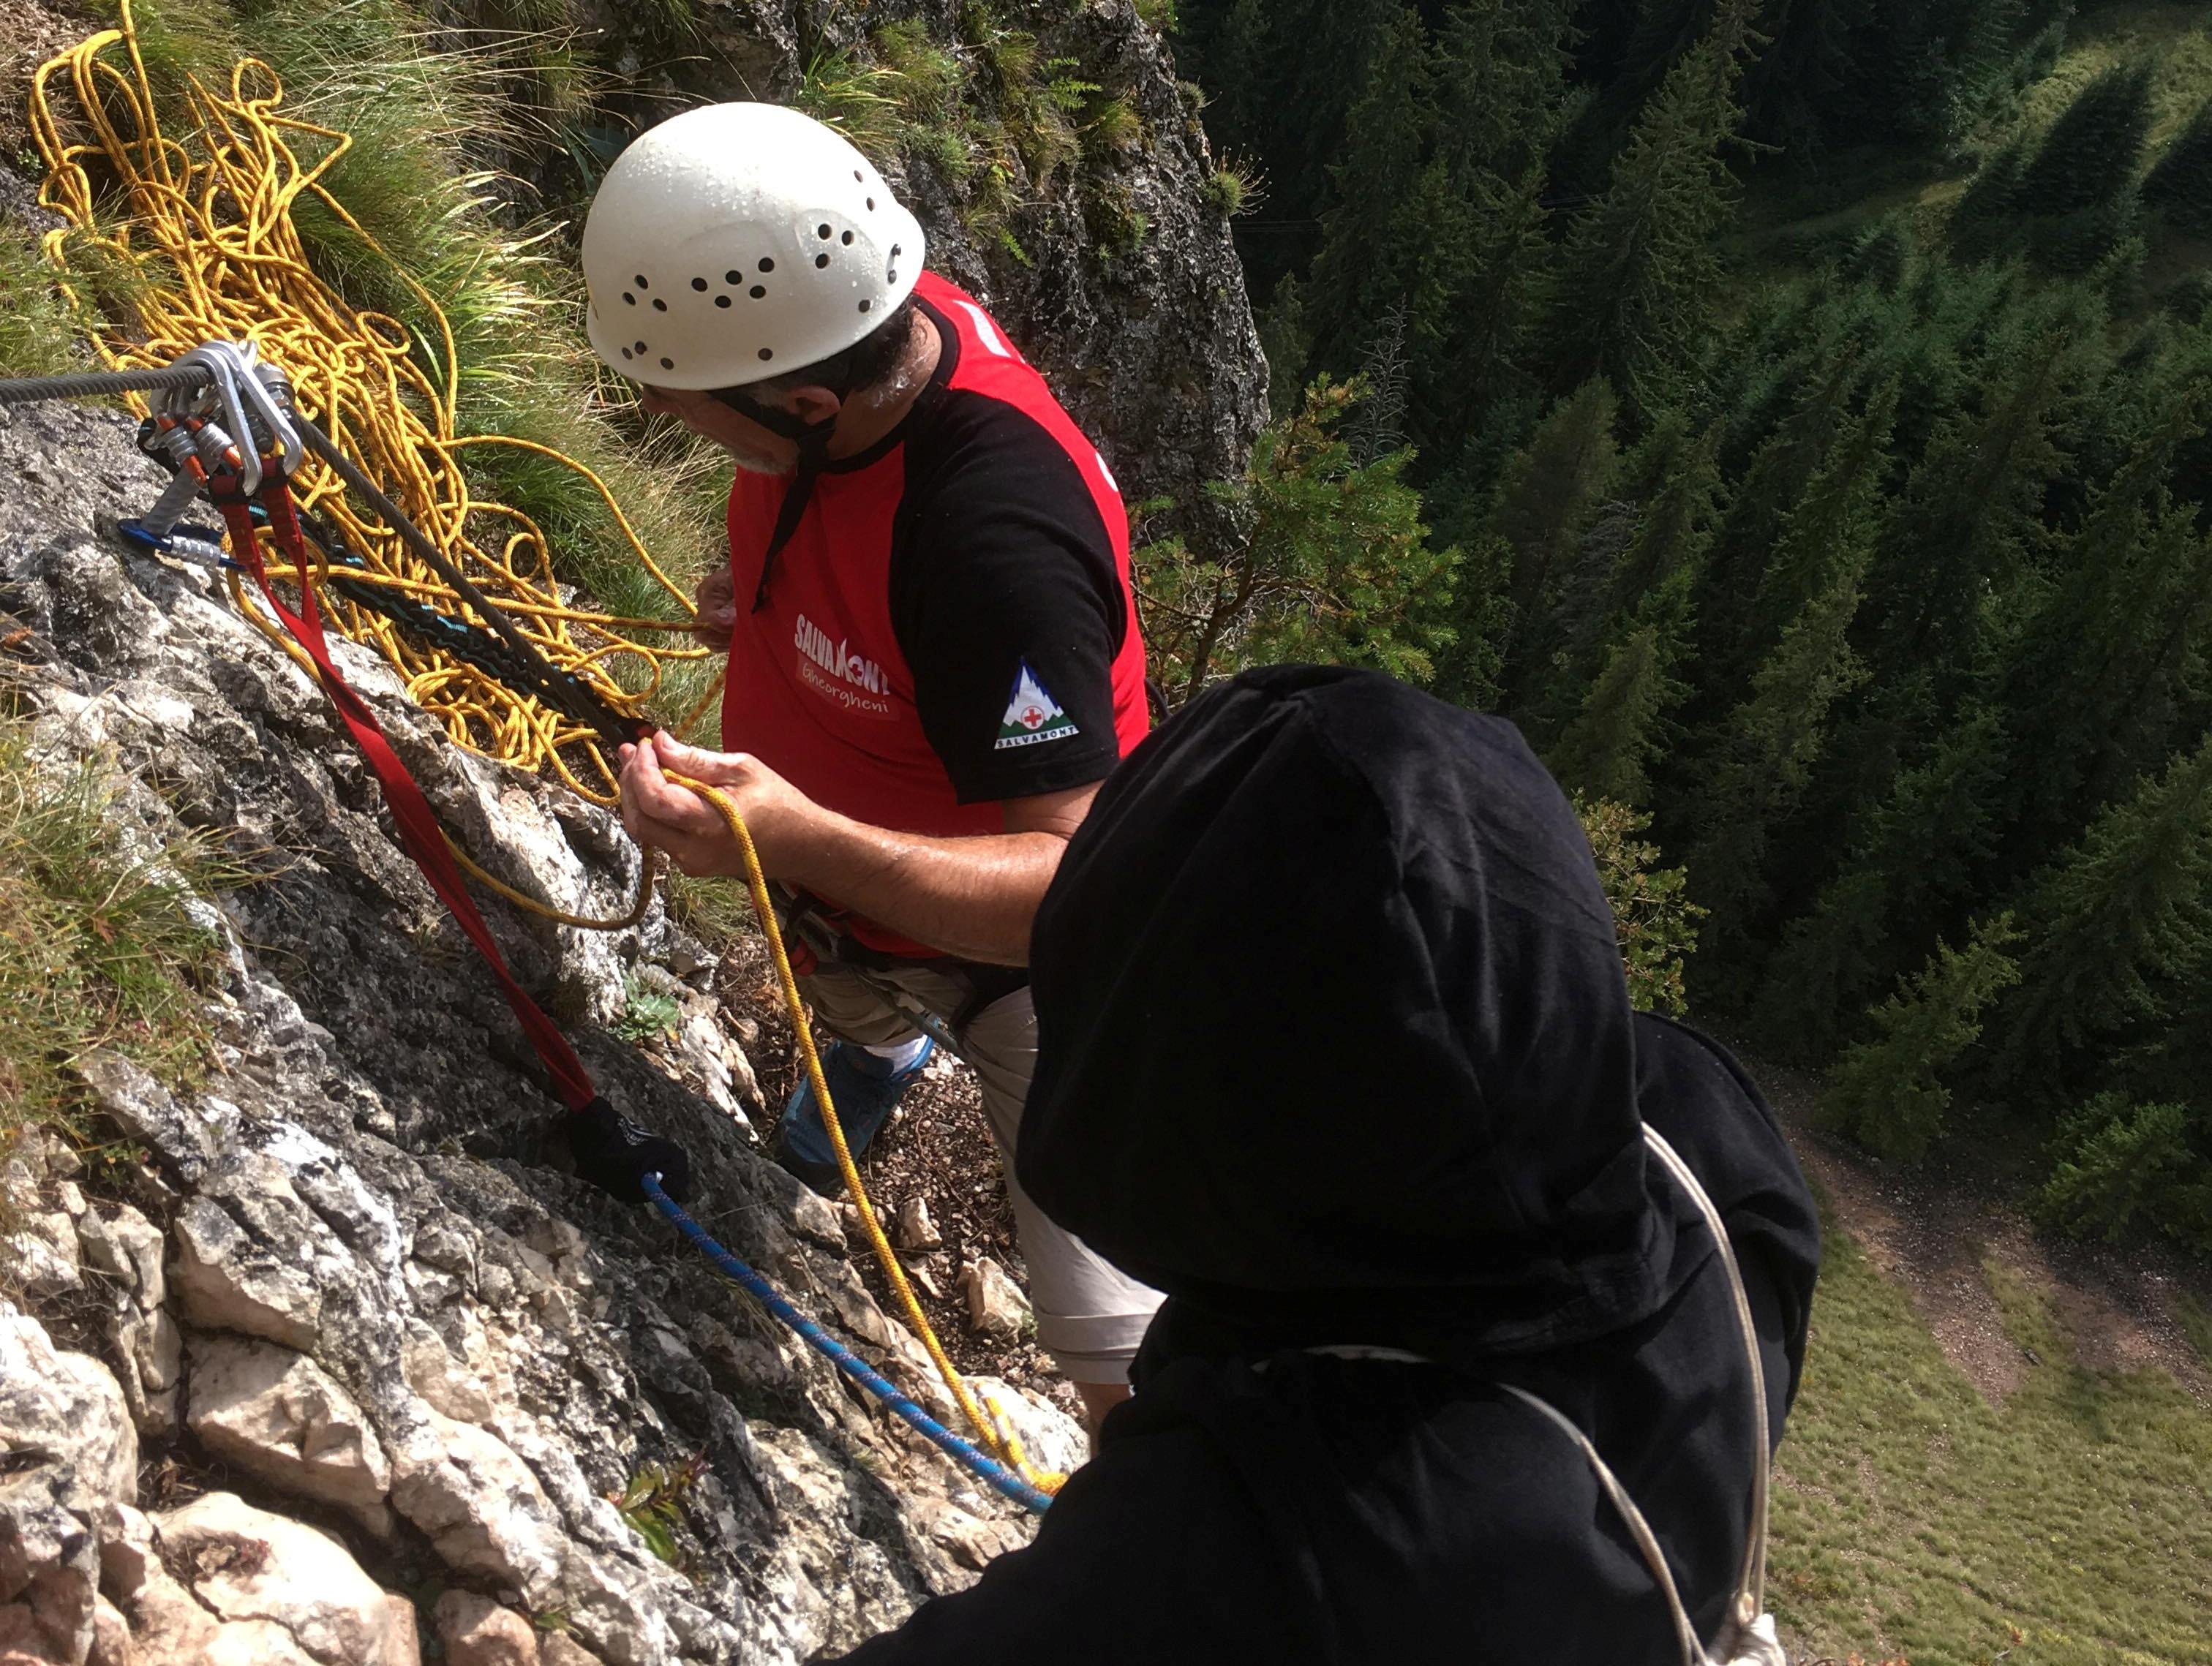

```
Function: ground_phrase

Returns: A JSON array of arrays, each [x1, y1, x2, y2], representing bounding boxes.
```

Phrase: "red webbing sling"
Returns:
[[212, 476, 600, 1111]]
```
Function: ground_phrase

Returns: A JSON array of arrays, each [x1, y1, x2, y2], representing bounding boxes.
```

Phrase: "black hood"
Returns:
[[1020, 664, 1706, 1362]]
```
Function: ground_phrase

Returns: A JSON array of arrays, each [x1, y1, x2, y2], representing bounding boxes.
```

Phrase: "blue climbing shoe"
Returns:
[[775, 1038, 936, 1194]]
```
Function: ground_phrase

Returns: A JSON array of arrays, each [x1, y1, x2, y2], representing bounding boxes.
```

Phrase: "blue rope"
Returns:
[[641, 1173, 1056, 1515]]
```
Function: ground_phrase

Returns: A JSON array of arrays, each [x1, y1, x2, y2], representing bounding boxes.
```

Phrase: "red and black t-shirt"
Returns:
[[721, 272, 1148, 952]]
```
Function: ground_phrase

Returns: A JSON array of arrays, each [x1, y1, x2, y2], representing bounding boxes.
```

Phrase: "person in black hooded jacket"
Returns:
[[838, 664, 1821, 1665]]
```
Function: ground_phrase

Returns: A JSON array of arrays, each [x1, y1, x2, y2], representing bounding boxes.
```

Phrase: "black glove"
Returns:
[[566, 1098, 692, 1205]]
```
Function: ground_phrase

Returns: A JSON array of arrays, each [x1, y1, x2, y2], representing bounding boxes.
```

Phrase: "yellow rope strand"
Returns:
[[29, 5, 706, 807], [671, 769, 1065, 1494]]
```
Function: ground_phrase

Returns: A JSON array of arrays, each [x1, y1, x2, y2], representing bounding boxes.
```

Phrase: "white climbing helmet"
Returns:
[[582, 102, 926, 391]]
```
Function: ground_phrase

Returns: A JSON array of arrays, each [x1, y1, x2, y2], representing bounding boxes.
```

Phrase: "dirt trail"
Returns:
[[1745, 1043, 2212, 1404]]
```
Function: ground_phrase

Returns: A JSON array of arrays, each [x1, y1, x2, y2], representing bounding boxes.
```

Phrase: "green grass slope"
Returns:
[[1771, 1226, 2212, 1665], [1737, 1, 2212, 273]]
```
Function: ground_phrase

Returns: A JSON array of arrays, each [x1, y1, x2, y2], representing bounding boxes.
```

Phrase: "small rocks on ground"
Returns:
[[895, 1196, 941, 1253], [958, 1259, 1033, 1343]]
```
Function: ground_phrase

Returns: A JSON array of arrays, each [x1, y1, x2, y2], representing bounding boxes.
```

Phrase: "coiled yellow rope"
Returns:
[[27, 3, 1061, 1498], [27, 2, 706, 807]]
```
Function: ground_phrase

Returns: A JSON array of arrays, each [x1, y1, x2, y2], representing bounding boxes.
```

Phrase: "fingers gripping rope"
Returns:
[[641, 1175, 1056, 1515]]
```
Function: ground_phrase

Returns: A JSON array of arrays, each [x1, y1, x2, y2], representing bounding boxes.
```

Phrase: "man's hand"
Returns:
[[619, 731, 820, 878], [693, 567, 737, 652]]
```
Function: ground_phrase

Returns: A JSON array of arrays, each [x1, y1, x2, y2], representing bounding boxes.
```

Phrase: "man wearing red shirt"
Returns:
[[584, 102, 1161, 1425]]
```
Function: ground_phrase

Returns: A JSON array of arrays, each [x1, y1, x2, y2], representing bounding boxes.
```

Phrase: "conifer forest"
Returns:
[[1160, 0, 2212, 1254]]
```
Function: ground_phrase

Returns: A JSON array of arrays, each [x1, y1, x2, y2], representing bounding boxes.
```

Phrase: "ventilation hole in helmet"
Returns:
[[759, 348, 774, 362], [726, 270, 742, 284], [715, 295, 732, 309], [750, 285, 767, 299], [891, 244, 903, 257], [622, 292, 636, 306], [759, 257, 775, 273], [634, 341, 646, 354], [818, 223, 832, 239], [841, 231, 855, 246], [854, 169, 864, 182], [652, 298, 668, 312], [620, 347, 633, 360], [858, 299, 872, 313], [866, 197, 876, 211], [691, 276, 708, 291], [887, 269, 899, 284], [660, 357, 674, 371], [634, 274, 649, 288], [815, 253, 831, 269]]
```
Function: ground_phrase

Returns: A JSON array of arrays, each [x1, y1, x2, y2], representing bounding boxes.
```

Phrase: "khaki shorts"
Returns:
[[798, 959, 1163, 1384]]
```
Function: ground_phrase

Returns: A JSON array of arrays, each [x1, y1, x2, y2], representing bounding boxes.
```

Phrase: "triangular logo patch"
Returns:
[[996, 660, 1081, 750]]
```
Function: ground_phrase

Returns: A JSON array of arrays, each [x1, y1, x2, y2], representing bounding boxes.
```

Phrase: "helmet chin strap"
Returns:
[[713, 386, 842, 612]]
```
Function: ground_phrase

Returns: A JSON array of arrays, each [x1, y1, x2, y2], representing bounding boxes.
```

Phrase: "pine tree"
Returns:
[[1301, 10, 1453, 382], [1546, 0, 1764, 418], [1600, 415, 1728, 623], [1682, 393, 1893, 954], [1549, 618, 1682, 806], [1740, 0, 1871, 154], [1991, 734, 2212, 1099], [2012, 61, 2155, 274], [1481, 377, 1622, 708], [1745, 377, 1900, 657], [2143, 99, 2212, 235], [2039, 1093, 2212, 1253], [1862, 330, 2071, 690], [1821, 913, 2023, 1161], [1420, 0, 1580, 431], [1754, 704, 2009, 1058], [1998, 383, 2212, 861], [2015, 60, 2154, 216], [1137, 378, 1463, 704]]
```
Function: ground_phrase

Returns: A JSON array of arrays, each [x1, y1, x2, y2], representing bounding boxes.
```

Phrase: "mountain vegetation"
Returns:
[[1165, 0, 2212, 1254]]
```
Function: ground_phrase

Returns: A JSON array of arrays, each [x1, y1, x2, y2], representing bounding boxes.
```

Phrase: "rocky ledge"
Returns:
[[0, 399, 1082, 1665]]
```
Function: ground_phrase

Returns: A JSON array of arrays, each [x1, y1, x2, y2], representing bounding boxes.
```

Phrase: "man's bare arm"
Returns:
[[618, 732, 1096, 965]]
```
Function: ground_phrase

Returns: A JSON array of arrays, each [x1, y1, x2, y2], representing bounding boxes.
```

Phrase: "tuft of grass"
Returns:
[[0, 721, 228, 1205], [1768, 1226, 2212, 1664], [0, 222, 88, 377], [1203, 158, 1264, 219], [662, 872, 758, 952]]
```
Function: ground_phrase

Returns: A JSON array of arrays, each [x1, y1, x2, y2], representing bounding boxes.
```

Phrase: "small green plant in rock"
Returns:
[[614, 976, 682, 1044], [609, 1452, 704, 1567], [1203, 158, 1263, 218]]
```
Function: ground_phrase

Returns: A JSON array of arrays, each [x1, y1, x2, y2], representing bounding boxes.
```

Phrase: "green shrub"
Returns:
[[1574, 795, 1704, 1016], [1821, 913, 2022, 1161], [2038, 1093, 2212, 1252], [1134, 376, 1459, 704]]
